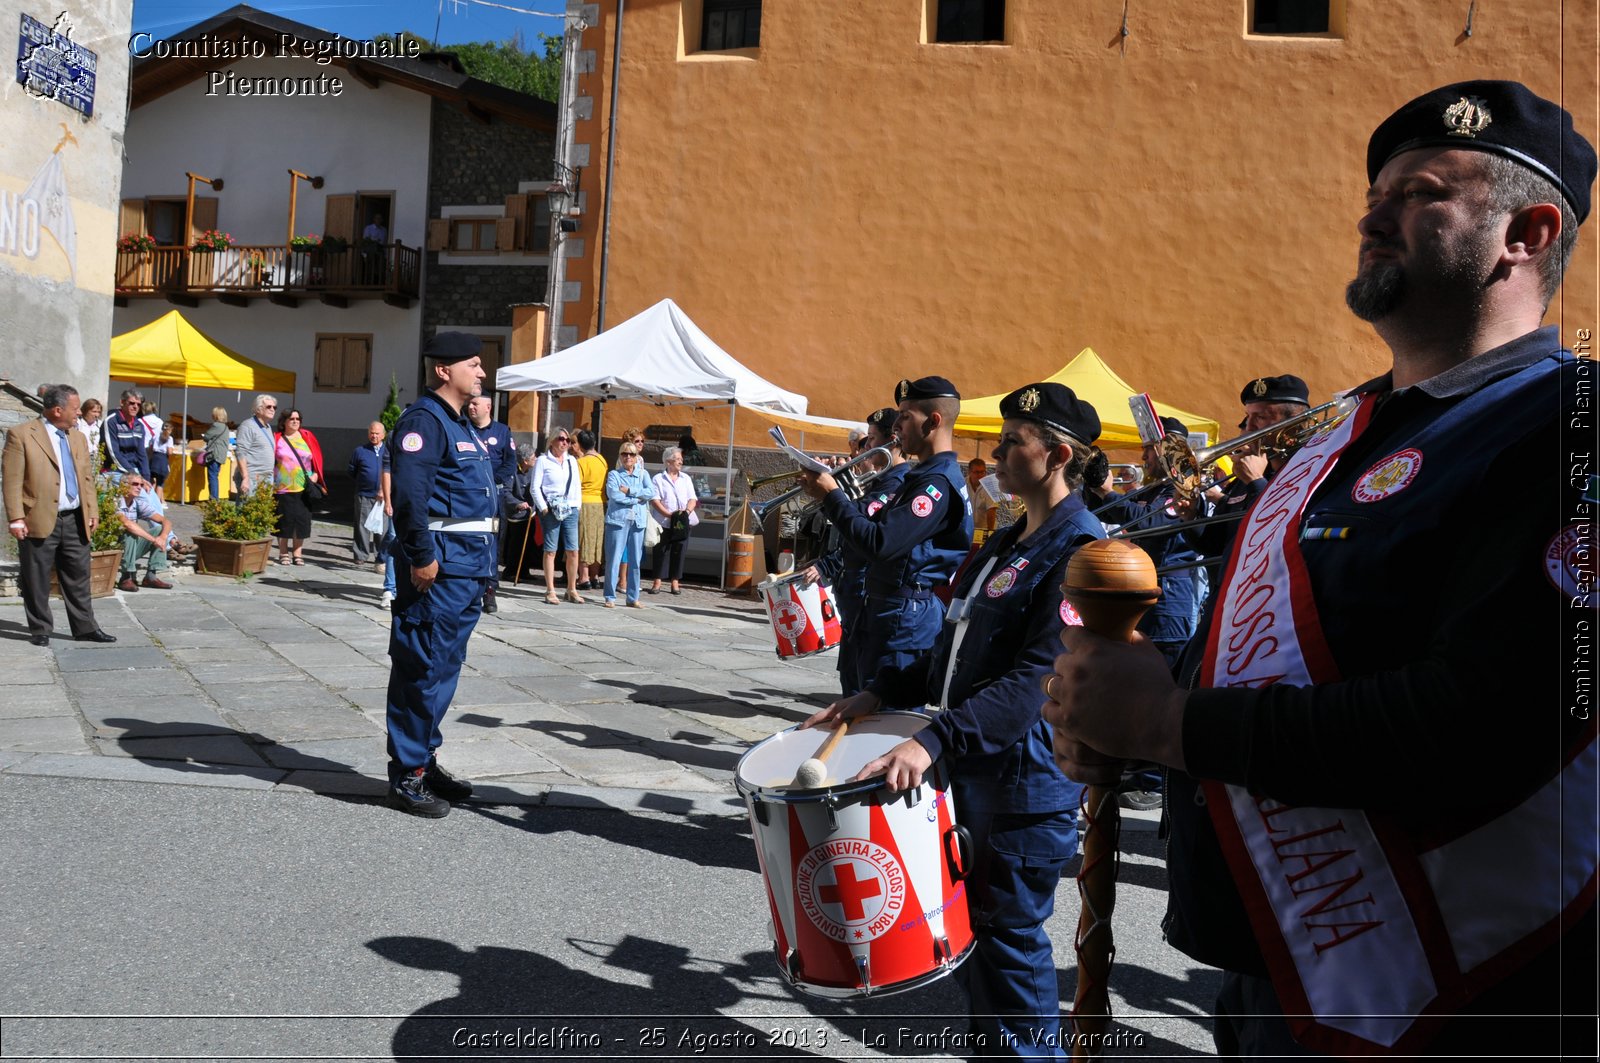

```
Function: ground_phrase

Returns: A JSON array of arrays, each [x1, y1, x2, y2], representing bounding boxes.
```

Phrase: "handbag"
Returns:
[[543, 456, 575, 522], [644, 517, 662, 549], [289, 440, 326, 503], [663, 509, 692, 544]]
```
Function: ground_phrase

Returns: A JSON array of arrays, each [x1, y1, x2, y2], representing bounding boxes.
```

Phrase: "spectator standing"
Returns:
[[348, 421, 389, 567], [104, 389, 149, 479], [532, 429, 583, 604], [139, 401, 169, 501], [378, 459, 397, 610], [466, 395, 516, 613], [110, 474, 173, 591], [76, 398, 103, 461], [202, 407, 231, 502], [272, 408, 323, 566], [3, 384, 115, 646], [966, 458, 997, 538], [649, 445, 698, 595], [233, 394, 277, 496], [573, 429, 607, 589], [601, 442, 654, 608]]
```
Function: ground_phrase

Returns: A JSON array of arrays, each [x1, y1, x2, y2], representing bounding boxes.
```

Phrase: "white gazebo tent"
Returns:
[[496, 298, 812, 586]]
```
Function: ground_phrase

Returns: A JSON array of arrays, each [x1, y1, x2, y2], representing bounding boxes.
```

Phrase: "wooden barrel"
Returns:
[[726, 533, 755, 590]]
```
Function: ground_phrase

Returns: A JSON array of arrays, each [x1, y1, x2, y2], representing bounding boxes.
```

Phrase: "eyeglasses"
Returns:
[[554, 437, 570, 444], [619, 450, 638, 457]]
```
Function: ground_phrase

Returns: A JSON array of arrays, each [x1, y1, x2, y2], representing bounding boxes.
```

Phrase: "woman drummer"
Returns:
[[804, 382, 1104, 1057]]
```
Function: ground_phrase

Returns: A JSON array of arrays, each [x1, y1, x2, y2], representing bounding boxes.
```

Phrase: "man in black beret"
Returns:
[[382, 331, 495, 817], [808, 382, 1106, 1053], [1182, 373, 1315, 561], [1046, 81, 1597, 1056], [800, 376, 973, 690]]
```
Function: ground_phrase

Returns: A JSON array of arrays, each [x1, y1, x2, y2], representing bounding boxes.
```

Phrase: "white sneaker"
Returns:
[[379, 591, 393, 608]]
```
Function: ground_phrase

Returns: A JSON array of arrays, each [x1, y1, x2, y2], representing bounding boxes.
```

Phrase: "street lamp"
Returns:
[[545, 162, 582, 235]]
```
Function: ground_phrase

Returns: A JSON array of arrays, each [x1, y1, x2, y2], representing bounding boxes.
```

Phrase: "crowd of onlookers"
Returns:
[[61, 386, 713, 615]]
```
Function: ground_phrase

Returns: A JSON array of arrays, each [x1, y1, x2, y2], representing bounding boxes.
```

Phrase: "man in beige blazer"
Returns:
[[3, 384, 117, 647]]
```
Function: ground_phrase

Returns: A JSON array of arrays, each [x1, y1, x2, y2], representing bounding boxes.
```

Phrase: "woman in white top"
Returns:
[[76, 397, 104, 462], [532, 429, 585, 605], [648, 445, 699, 595]]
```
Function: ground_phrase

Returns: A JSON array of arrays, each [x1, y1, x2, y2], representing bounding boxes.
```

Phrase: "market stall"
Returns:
[[496, 298, 810, 587], [109, 310, 297, 502]]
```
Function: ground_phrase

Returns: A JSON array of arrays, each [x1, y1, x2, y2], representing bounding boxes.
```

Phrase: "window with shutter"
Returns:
[[313, 333, 374, 393]]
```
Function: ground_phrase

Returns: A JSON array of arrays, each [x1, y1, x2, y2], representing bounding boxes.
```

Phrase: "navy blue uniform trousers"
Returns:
[[385, 572, 486, 777]]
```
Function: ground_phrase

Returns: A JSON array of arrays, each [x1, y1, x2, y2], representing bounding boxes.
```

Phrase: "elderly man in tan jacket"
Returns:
[[3, 384, 117, 647]]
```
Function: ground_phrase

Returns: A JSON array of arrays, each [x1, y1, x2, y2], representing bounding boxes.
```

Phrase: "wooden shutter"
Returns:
[[314, 336, 342, 389], [504, 194, 529, 249], [494, 217, 517, 252], [189, 197, 218, 243], [119, 199, 145, 238], [426, 219, 449, 251], [342, 336, 372, 390], [323, 195, 356, 243]]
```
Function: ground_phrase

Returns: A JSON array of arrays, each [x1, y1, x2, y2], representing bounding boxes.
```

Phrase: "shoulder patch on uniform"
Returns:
[[486, 435, 498, 446], [1545, 522, 1595, 602], [984, 568, 1017, 598], [400, 432, 424, 452], [925, 485, 943, 501], [911, 495, 934, 518], [1352, 448, 1422, 503], [1060, 600, 1083, 627]]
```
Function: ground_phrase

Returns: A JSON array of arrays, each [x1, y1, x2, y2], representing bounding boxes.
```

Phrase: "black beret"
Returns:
[[1367, 80, 1597, 223], [894, 376, 961, 403], [423, 331, 484, 363], [1159, 416, 1189, 439], [865, 407, 897, 432], [999, 383, 1100, 446], [1240, 374, 1310, 407]]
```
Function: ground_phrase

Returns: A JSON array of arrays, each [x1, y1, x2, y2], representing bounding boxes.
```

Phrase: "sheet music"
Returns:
[[767, 426, 831, 474]]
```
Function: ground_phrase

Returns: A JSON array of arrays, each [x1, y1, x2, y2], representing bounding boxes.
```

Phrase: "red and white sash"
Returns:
[[1198, 396, 1598, 1055]]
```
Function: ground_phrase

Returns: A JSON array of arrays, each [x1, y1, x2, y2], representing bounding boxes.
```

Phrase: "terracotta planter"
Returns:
[[50, 549, 123, 599], [193, 536, 272, 577]]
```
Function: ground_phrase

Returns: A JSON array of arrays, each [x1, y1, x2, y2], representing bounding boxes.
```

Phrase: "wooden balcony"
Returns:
[[113, 242, 421, 309]]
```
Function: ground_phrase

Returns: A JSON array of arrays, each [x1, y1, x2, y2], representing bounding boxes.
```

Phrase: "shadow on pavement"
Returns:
[[594, 679, 815, 723], [100, 717, 380, 802], [468, 803, 758, 872]]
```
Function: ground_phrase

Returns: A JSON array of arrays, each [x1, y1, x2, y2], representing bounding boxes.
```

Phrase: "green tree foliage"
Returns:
[[377, 30, 561, 103], [379, 373, 403, 435]]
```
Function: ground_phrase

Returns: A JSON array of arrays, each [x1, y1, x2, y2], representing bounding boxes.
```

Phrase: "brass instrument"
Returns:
[[748, 441, 899, 566], [749, 441, 897, 528], [1160, 395, 1357, 502]]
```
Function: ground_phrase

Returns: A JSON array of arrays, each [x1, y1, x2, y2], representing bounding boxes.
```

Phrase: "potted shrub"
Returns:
[[117, 232, 157, 255], [191, 229, 233, 252], [192, 480, 277, 577]]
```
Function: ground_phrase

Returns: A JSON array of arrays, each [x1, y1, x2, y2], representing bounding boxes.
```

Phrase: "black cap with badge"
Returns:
[[1367, 80, 1597, 223], [865, 407, 897, 432], [998, 382, 1101, 447], [1159, 416, 1189, 439], [423, 331, 484, 363], [1240, 374, 1310, 407], [894, 376, 961, 404]]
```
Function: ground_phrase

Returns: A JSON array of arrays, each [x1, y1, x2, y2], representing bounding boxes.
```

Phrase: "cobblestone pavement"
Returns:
[[0, 509, 841, 817]]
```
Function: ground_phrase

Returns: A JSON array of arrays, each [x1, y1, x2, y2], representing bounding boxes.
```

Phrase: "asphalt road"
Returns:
[[0, 774, 1220, 1061]]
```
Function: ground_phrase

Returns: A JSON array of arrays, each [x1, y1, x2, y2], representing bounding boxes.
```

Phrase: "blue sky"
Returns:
[[131, 0, 568, 50]]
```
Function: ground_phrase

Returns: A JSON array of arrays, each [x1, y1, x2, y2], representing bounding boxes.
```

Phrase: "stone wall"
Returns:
[[422, 100, 552, 339]]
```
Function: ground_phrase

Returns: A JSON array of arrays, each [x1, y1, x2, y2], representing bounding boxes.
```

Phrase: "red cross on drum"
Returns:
[[734, 711, 976, 998]]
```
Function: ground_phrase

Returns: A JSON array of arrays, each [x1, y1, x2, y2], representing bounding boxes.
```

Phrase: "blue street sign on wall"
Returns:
[[16, 13, 97, 118]]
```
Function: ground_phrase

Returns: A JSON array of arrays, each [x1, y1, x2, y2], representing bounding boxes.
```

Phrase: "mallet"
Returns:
[[792, 719, 850, 788]]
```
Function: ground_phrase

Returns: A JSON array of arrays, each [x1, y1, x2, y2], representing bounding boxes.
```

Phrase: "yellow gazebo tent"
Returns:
[[109, 310, 297, 502], [109, 310, 296, 392], [955, 347, 1221, 448]]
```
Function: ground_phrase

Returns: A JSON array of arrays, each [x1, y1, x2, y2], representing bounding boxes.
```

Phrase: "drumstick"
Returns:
[[792, 719, 849, 788], [1055, 539, 1159, 1060]]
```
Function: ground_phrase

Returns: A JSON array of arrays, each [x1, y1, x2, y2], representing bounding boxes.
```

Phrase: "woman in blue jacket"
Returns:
[[602, 442, 656, 608]]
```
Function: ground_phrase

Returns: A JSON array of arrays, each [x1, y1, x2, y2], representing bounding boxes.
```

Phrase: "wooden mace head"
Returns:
[[1061, 538, 1161, 644]]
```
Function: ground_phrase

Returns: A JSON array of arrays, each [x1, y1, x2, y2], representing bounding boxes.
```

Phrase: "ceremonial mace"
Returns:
[[1055, 538, 1160, 1059]]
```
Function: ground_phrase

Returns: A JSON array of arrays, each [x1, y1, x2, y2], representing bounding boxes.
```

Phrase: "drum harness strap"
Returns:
[[939, 555, 1000, 712]]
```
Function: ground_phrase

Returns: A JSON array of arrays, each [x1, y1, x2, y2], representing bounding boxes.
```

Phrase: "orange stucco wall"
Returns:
[[565, 1, 1598, 447]]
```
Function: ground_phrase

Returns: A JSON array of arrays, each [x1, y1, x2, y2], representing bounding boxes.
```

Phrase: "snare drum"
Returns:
[[756, 571, 844, 659], [734, 711, 974, 998]]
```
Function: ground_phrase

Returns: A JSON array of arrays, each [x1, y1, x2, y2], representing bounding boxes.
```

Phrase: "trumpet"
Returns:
[[749, 441, 898, 528]]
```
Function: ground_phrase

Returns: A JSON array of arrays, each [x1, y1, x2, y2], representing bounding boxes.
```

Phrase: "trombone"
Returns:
[[1096, 395, 1358, 521], [1104, 395, 1359, 537]]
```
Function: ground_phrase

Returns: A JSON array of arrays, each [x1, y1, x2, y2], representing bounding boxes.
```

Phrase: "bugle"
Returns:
[[1159, 395, 1358, 502], [748, 440, 897, 528]]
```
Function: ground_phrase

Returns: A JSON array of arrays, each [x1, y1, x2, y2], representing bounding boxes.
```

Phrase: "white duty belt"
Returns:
[[427, 517, 498, 533]]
